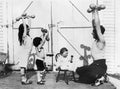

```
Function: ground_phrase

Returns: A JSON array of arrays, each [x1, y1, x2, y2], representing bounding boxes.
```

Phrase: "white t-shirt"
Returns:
[[23, 36, 32, 50], [56, 55, 71, 70], [35, 47, 45, 61], [18, 35, 33, 68], [91, 40, 105, 60]]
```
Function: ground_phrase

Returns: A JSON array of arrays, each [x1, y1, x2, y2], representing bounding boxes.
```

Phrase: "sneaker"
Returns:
[[92, 80, 103, 86], [37, 81, 45, 85], [21, 80, 32, 85]]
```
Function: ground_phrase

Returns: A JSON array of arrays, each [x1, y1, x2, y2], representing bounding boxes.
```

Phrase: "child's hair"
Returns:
[[33, 37, 42, 47], [60, 47, 68, 55], [93, 25, 105, 41], [18, 23, 29, 45]]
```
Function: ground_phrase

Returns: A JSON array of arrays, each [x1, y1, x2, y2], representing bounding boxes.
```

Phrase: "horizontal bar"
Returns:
[[60, 26, 92, 29], [13, 27, 43, 30]]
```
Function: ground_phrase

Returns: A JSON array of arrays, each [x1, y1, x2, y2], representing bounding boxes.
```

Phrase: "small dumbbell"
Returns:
[[87, 4, 96, 13], [41, 28, 48, 33], [87, 8, 93, 13], [80, 44, 90, 51], [97, 4, 106, 11], [89, 4, 96, 10]]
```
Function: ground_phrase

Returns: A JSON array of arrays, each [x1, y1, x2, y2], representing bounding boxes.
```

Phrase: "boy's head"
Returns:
[[60, 47, 68, 58], [33, 37, 42, 47]]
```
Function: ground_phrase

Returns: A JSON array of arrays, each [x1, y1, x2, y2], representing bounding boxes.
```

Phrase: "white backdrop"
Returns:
[[4, 0, 120, 73]]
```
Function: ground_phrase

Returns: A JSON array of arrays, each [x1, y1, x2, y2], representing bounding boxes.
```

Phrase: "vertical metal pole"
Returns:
[[6, 0, 9, 63], [96, 0, 98, 5], [48, 32, 50, 52], [28, 18, 31, 28], [50, 1, 53, 70], [11, 0, 15, 64]]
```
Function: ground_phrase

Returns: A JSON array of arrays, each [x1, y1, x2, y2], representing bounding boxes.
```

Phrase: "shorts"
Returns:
[[36, 59, 45, 71]]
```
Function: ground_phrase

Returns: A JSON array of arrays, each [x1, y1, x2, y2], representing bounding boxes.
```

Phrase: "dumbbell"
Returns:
[[46, 34, 50, 41], [87, 4, 106, 13], [87, 4, 96, 13], [80, 44, 90, 51], [97, 4, 106, 11], [41, 28, 48, 33]]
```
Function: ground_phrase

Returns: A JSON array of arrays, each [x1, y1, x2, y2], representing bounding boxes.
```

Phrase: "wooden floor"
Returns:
[[0, 71, 116, 89]]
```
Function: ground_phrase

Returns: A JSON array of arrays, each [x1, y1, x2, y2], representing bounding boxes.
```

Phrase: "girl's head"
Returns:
[[92, 25, 105, 41], [60, 47, 68, 58], [18, 23, 30, 45]]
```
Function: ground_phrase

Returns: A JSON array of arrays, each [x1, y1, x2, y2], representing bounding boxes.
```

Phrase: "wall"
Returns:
[[4, 0, 119, 73], [0, 0, 7, 54], [115, 0, 120, 73]]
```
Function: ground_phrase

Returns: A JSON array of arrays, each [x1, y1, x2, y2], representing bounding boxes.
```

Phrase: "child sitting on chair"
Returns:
[[33, 37, 46, 85], [56, 47, 74, 71]]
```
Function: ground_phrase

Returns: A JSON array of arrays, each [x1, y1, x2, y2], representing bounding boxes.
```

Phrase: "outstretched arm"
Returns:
[[92, 9, 105, 43], [41, 32, 49, 46], [22, 18, 27, 37]]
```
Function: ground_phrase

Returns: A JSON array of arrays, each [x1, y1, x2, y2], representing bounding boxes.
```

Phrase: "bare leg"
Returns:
[[20, 67, 27, 82], [37, 71, 41, 82], [20, 67, 32, 85], [37, 71, 45, 85]]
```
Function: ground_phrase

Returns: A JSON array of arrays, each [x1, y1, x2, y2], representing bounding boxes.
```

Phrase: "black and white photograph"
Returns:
[[0, 0, 119, 89]]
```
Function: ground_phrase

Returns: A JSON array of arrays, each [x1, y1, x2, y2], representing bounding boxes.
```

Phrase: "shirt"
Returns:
[[91, 40, 105, 60]]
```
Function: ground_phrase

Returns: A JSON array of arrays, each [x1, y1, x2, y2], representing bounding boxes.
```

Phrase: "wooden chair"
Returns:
[[55, 53, 76, 84]]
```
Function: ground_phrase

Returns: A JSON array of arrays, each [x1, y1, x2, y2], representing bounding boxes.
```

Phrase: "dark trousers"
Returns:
[[76, 59, 107, 84]]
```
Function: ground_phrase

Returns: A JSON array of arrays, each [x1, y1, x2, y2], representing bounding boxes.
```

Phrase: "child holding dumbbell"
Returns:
[[33, 28, 49, 85], [55, 47, 76, 71]]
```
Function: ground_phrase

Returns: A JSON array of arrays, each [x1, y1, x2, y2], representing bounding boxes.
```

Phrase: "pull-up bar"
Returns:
[[13, 27, 43, 30]]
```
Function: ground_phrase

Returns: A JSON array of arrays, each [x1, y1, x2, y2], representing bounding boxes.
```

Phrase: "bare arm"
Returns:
[[22, 17, 27, 37], [92, 11, 95, 27], [92, 10, 105, 43], [40, 32, 49, 47], [95, 10, 105, 42]]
